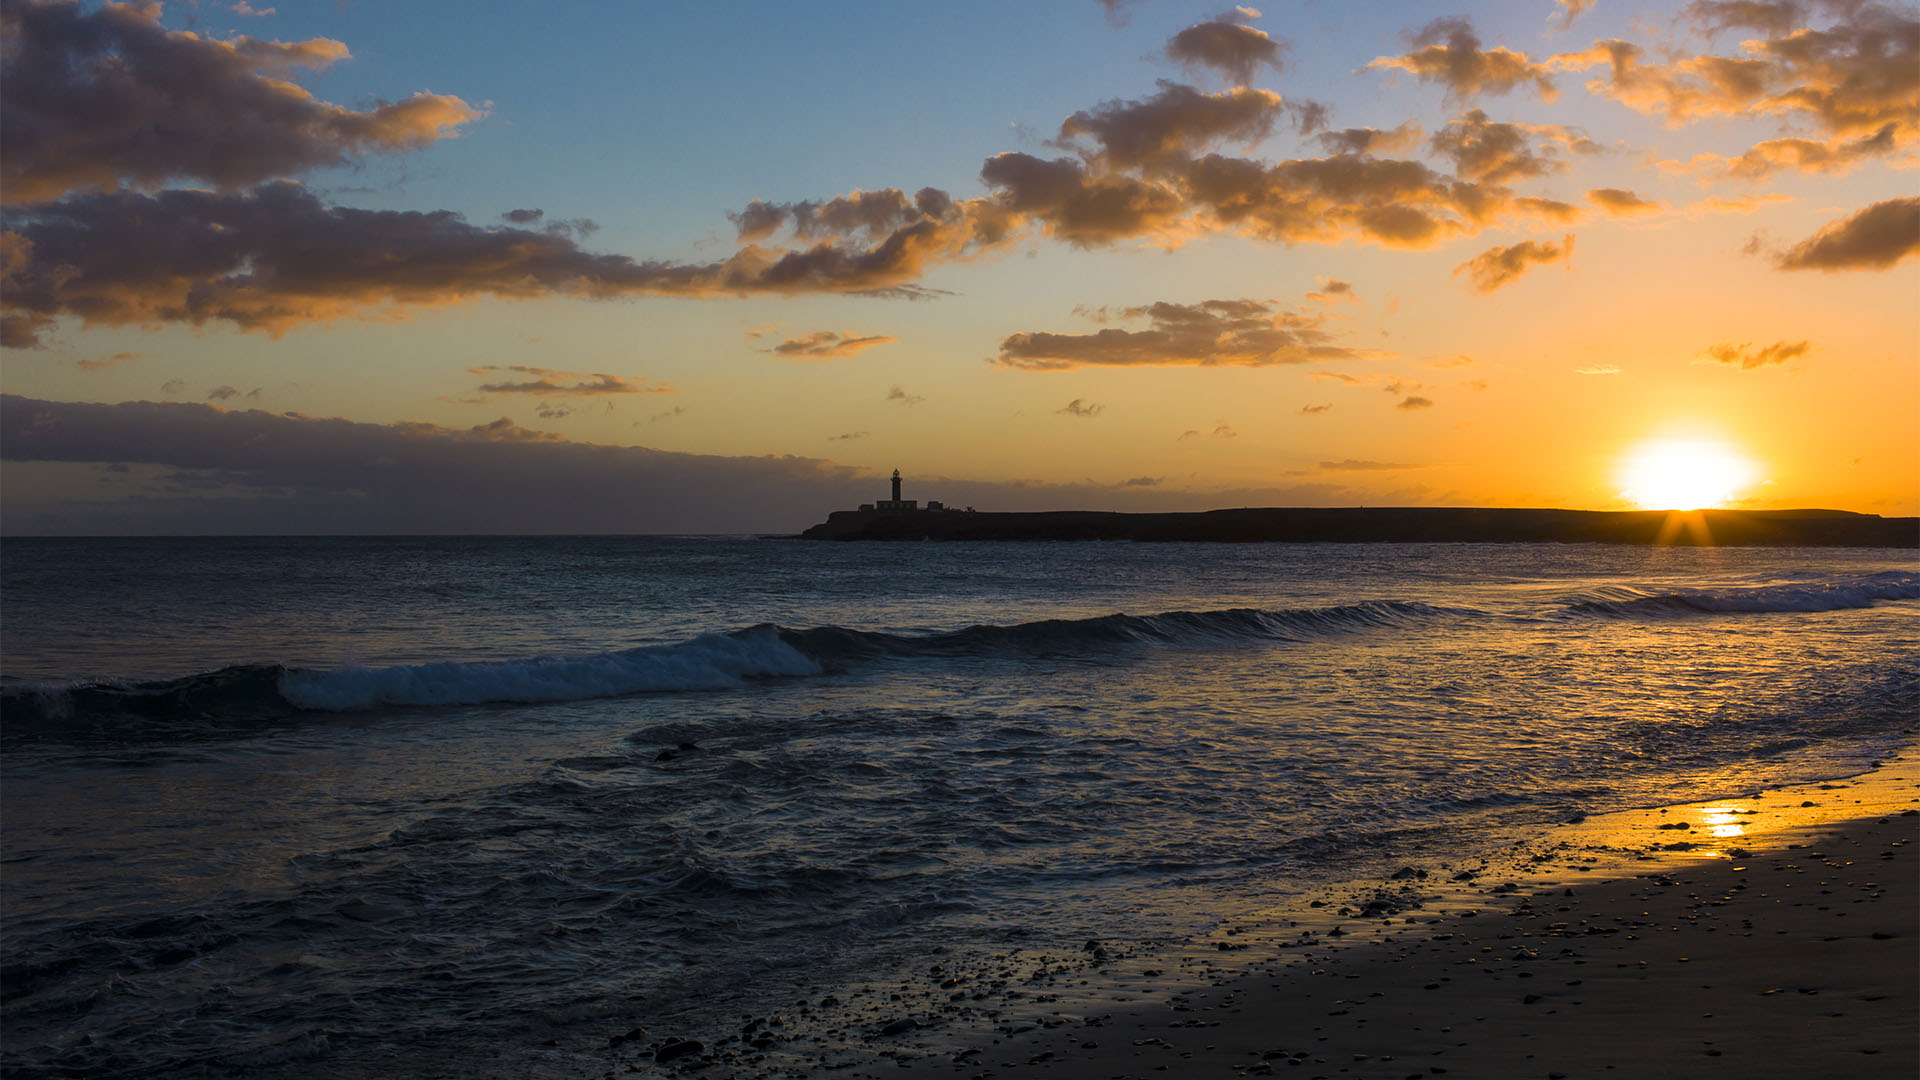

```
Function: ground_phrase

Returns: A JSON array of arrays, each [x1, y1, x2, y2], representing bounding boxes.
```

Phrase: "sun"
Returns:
[[1618, 438, 1757, 510]]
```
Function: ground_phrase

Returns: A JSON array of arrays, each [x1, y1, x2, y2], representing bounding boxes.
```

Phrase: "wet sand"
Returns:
[[877, 760, 1920, 1080], [597, 757, 1919, 1079]]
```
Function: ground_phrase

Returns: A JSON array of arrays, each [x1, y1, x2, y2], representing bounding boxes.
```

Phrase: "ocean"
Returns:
[[2, 536, 1915, 1077]]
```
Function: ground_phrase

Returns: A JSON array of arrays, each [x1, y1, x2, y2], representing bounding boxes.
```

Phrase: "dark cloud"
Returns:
[[1369, 17, 1559, 100], [1698, 338, 1811, 368], [1396, 395, 1435, 410], [0, 0, 482, 203], [468, 365, 673, 397], [1774, 196, 1920, 270], [0, 394, 1380, 533], [502, 209, 545, 224], [996, 295, 1363, 370], [886, 385, 924, 406], [1316, 122, 1425, 156], [979, 152, 1184, 246], [1299, 403, 1333, 414], [827, 431, 869, 441], [1164, 19, 1288, 85], [1122, 475, 1160, 486], [206, 385, 239, 401], [1306, 278, 1355, 303], [0, 183, 977, 345], [768, 331, 897, 359], [1057, 82, 1285, 169], [1586, 187, 1664, 215], [1454, 234, 1576, 292], [650, 405, 686, 422], [1056, 398, 1104, 417], [1685, 1, 1807, 38]]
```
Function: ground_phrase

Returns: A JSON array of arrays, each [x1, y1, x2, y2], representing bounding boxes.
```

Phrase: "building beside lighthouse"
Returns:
[[860, 468, 947, 512]]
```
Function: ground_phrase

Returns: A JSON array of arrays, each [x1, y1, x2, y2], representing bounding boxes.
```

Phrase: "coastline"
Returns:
[[600, 750, 1920, 1079]]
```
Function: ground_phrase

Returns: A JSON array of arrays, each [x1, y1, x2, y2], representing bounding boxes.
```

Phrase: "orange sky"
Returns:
[[2, 0, 1915, 533]]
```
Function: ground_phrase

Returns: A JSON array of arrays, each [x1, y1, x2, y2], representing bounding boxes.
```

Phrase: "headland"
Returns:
[[802, 504, 1919, 546]]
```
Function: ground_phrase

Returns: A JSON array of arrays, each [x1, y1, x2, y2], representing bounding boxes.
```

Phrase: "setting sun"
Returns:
[[1619, 438, 1759, 510]]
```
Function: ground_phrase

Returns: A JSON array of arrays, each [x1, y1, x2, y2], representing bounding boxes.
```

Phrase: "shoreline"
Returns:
[[595, 750, 1919, 1079]]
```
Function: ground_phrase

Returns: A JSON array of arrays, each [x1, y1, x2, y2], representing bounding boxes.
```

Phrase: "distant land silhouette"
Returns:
[[801, 507, 1918, 546]]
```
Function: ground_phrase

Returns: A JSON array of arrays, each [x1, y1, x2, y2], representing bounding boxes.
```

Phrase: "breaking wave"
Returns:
[[1561, 571, 1919, 618]]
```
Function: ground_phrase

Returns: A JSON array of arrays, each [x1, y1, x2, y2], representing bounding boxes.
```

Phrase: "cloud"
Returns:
[[160, 379, 184, 395], [768, 331, 898, 360], [0, 183, 986, 345], [1317, 121, 1426, 156], [1427, 354, 1475, 368], [1057, 82, 1286, 170], [1697, 338, 1811, 368], [1682, 123, 1900, 180], [886, 385, 924, 406], [995, 294, 1364, 370], [534, 402, 573, 420], [1212, 423, 1238, 438], [1586, 187, 1664, 216], [1299, 402, 1333, 414], [827, 431, 869, 441], [1553, 4, 1920, 173], [1368, 17, 1559, 100], [1397, 395, 1435, 410], [0, 395, 1395, 533], [1685, 192, 1794, 216], [1554, 0, 1596, 30], [1057, 398, 1104, 417], [206, 385, 239, 401], [1164, 18, 1288, 85], [1774, 196, 1920, 270], [1319, 459, 1422, 470], [230, 2, 275, 16], [1306, 278, 1355, 303], [0, 0, 483, 203], [467, 365, 672, 397], [74, 350, 139, 372], [1454, 234, 1576, 293], [1575, 364, 1623, 374], [502, 208, 544, 224], [1122, 475, 1161, 486], [650, 405, 686, 422], [1429, 109, 1595, 184]]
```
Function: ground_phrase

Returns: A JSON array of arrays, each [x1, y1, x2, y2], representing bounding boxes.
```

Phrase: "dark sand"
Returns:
[[871, 762, 1920, 1080], [596, 756, 1919, 1079]]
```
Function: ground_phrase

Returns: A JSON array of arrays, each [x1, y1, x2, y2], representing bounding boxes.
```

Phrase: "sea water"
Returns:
[[2, 537, 1915, 1076]]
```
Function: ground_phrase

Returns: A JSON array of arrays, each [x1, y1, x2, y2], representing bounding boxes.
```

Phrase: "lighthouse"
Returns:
[[870, 467, 923, 511]]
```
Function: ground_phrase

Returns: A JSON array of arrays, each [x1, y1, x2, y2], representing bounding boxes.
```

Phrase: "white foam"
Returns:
[[278, 627, 821, 711]]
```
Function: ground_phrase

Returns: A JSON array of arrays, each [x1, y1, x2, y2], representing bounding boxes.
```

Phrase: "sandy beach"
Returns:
[[607, 754, 1919, 1080], [874, 760, 1920, 1080]]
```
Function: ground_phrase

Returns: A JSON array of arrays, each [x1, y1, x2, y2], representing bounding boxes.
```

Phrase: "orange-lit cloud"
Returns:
[[995, 296, 1361, 370], [1774, 196, 1920, 271], [768, 331, 898, 359], [1586, 187, 1664, 216], [468, 365, 672, 396], [1397, 395, 1436, 410], [1454, 234, 1576, 292], [0, 0, 483, 203], [1697, 338, 1810, 369], [1369, 17, 1559, 100], [1306, 278, 1355, 303], [1320, 459, 1424, 470], [1553, 4, 1919, 174], [1300, 402, 1334, 413], [1429, 109, 1599, 184], [1553, 0, 1595, 30], [1057, 82, 1286, 169], [1685, 192, 1795, 215], [1165, 15, 1287, 86]]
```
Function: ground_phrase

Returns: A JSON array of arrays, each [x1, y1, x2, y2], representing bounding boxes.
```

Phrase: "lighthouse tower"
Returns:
[[873, 467, 918, 511]]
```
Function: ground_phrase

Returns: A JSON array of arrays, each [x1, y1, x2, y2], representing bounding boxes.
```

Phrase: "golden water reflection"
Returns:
[[1699, 805, 1749, 839]]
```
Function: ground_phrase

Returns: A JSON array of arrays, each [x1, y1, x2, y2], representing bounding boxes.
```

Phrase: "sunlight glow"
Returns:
[[1619, 438, 1758, 510]]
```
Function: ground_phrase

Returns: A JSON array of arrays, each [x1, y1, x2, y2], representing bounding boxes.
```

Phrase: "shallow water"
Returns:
[[2, 537, 1915, 1076]]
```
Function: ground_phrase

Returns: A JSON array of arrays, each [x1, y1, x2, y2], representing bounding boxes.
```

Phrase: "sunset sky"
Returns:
[[2, 0, 1915, 534]]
